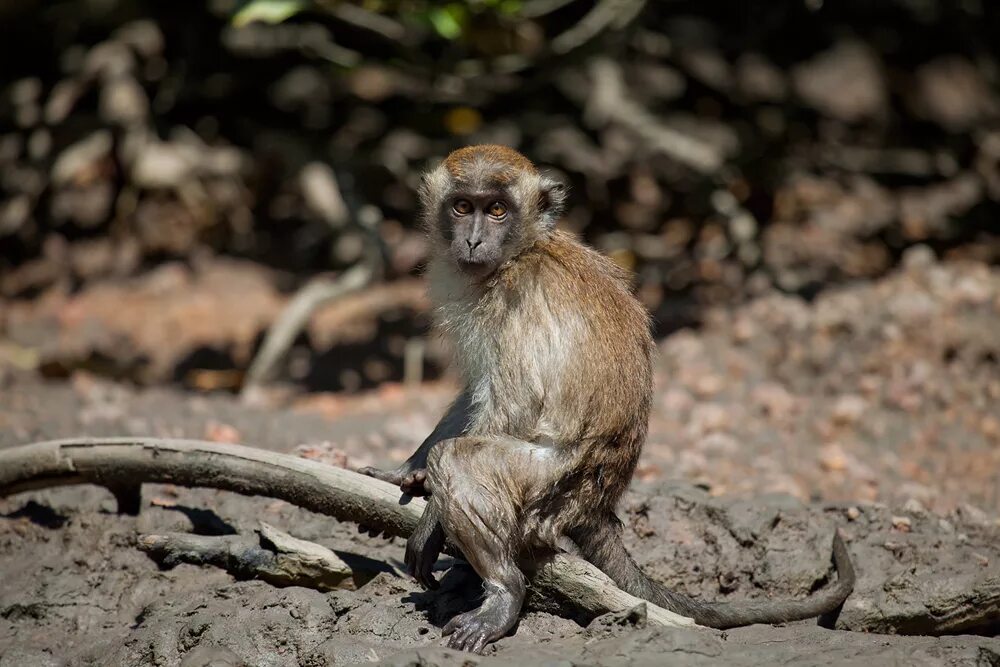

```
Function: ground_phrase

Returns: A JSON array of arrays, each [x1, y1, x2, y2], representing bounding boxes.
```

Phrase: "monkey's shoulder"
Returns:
[[528, 231, 649, 325]]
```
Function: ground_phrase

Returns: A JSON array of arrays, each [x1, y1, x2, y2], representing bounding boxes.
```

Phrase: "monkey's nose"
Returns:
[[466, 239, 483, 250]]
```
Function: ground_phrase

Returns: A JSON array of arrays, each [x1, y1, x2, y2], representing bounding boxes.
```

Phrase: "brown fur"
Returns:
[[443, 144, 538, 184], [362, 146, 855, 654]]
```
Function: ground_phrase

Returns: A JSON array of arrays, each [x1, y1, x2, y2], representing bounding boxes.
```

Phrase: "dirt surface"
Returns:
[[2, 255, 1000, 665]]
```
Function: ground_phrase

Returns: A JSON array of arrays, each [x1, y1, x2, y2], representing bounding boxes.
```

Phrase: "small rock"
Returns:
[[891, 516, 912, 532], [981, 416, 1000, 442], [846, 506, 861, 521], [100, 76, 149, 125], [901, 244, 936, 270], [752, 383, 796, 420], [819, 444, 849, 472], [909, 56, 1000, 131], [84, 40, 135, 80], [902, 498, 926, 514], [957, 503, 991, 526], [693, 374, 725, 398], [662, 388, 694, 414], [695, 432, 739, 455], [731, 316, 756, 343], [131, 141, 195, 189], [735, 52, 787, 102], [831, 394, 867, 426], [113, 20, 166, 59], [953, 276, 992, 306], [792, 40, 886, 122], [687, 403, 730, 437]]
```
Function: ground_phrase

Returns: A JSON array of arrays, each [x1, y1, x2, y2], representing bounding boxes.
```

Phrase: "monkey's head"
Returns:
[[420, 145, 566, 279]]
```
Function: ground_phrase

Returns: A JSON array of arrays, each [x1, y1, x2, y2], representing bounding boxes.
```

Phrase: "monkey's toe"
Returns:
[[400, 468, 430, 497], [442, 610, 502, 654]]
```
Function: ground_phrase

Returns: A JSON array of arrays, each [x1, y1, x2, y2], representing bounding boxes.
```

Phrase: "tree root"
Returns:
[[0, 437, 697, 629]]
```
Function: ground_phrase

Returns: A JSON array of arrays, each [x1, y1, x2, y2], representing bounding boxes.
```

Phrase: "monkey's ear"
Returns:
[[538, 174, 567, 229]]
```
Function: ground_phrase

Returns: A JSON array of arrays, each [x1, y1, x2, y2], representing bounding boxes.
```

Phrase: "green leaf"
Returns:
[[428, 4, 466, 39], [498, 0, 521, 15], [232, 0, 308, 27]]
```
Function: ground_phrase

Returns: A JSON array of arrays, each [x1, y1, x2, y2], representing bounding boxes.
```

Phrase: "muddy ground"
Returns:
[[1, 255, 1000, 665]]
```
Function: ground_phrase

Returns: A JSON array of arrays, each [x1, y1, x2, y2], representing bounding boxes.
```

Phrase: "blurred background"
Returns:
[[1, 0, 1000, 507]]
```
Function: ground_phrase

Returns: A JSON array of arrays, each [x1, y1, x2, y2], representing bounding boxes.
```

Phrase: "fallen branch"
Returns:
[[0, 437, 697, 629], [139, 522, 355, 591]]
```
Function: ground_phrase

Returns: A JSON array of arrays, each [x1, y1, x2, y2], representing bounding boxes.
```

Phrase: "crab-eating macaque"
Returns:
[[359, 145, 855, 653]]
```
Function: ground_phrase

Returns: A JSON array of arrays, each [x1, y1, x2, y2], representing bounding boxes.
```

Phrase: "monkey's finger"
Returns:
[[470, 632, 489, 655], [417, 559, 439, 590], [357, 466, 404, 486], [405, 545, 437, 590]]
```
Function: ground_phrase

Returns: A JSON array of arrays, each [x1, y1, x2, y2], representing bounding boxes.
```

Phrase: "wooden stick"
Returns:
[[138, 522, 355, 591], [0, 437, 696, 629]]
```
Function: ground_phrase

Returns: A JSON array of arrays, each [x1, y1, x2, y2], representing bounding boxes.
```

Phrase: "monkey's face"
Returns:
[[440, 190, 518, 278]]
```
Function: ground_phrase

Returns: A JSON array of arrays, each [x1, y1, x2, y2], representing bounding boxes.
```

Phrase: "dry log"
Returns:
[[0, 437, 697, 629], [138, 522, 355, 591]]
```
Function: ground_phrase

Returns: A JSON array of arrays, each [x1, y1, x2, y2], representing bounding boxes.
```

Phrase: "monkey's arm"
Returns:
[[358, 390, 472, 494]]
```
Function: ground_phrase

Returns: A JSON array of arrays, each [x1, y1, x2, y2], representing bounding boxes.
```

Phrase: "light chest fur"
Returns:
[[427, 256, 586, 443]]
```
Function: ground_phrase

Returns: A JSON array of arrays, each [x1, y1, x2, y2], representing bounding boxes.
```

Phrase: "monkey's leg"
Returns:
[[425, 436, 542, 654]]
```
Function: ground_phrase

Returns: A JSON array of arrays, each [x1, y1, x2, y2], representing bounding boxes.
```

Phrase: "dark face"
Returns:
[[440, 189, 519, 279]]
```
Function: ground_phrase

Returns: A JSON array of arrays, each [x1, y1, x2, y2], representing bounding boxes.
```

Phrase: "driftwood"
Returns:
[[138, 522, 356, 591], [0, 437, 697, 629]]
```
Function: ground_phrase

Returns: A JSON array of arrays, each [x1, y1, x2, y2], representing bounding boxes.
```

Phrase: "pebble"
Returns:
[[902, 498, 926, 514], [831, 394, 867, 426]]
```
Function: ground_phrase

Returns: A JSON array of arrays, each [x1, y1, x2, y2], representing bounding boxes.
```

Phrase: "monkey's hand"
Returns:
[[405, 506, 445, 590], [357, 464, 431, 497], [355, 464, 431, 538]]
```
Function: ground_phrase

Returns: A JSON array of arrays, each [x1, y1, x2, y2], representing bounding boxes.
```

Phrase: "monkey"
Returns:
[[359, 145, 854, 654]]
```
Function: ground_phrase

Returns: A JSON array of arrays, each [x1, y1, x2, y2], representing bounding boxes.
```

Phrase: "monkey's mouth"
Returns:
[[456, 258, 497, 278]]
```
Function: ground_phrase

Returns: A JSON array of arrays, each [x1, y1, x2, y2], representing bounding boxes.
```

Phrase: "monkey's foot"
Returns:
[[442, 607, 511, 654]]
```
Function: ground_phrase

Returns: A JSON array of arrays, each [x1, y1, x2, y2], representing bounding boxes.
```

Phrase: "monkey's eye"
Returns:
[[453, 199, 473, 215], [488, 202, 508, 219]]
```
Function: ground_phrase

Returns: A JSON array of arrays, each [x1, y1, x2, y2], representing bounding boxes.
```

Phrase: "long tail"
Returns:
[[571, 517, 855, 628]]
